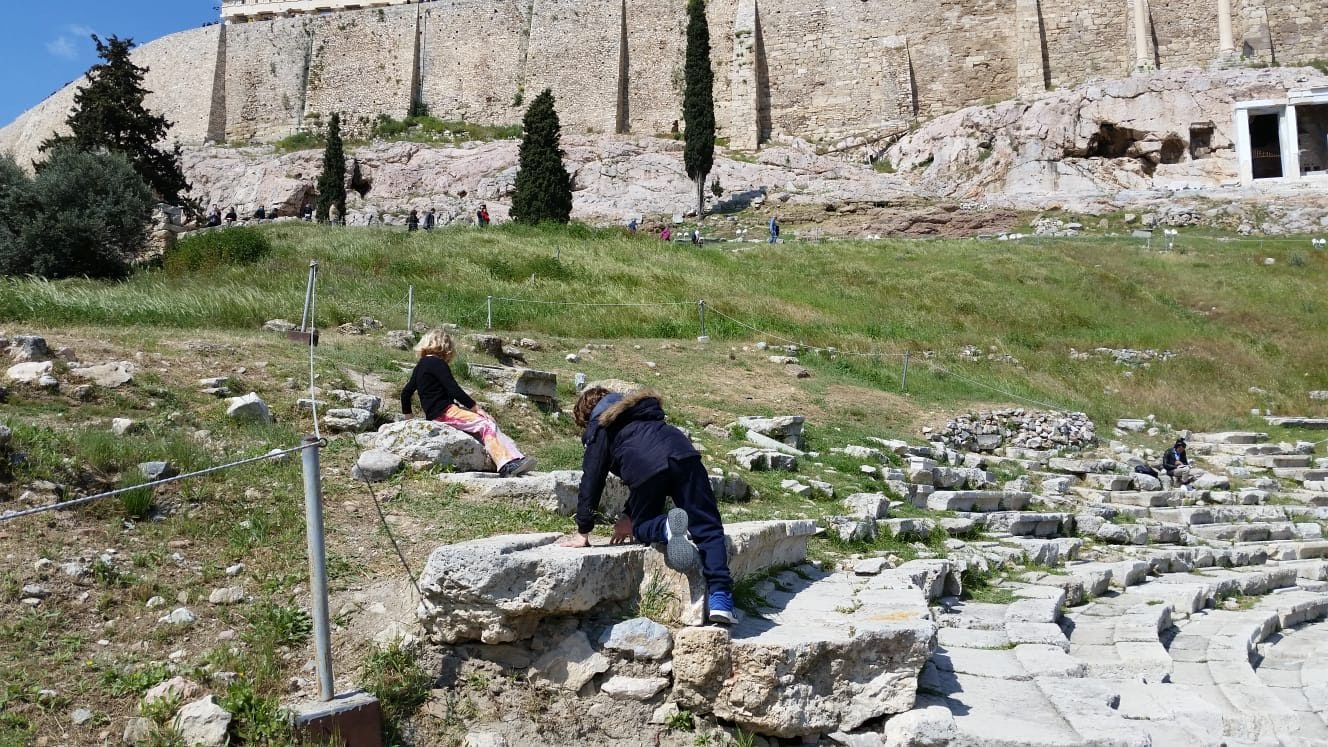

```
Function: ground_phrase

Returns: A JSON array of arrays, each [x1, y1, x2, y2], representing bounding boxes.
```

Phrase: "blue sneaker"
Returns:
[[663, 508, 700, 572], [708, 590, 737, 625]]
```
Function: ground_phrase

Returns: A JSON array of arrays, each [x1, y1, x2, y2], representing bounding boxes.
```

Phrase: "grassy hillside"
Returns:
[[4, 222, 1326, 429], [3, 222, 1328, 744]]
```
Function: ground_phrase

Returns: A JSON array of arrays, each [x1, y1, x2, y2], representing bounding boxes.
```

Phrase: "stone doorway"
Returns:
[[1298, 104, 1328, 177], [1248, 112, 1283, 180]]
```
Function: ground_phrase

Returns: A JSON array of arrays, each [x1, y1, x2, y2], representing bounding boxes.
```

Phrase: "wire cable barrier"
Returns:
[[0, 441, 324, 523]]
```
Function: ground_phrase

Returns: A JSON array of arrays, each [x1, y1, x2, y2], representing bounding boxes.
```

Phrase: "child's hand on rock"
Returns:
[[610, 516, 634, 545]]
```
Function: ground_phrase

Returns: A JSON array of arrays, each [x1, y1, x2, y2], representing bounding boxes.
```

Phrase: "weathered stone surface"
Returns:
[[419, 521, 815, 644], [139, 461, 179, 481], [373, 419, 493, 471], [225, 392, 273, 424], [437, 470, 627, 517], [729, 447, 797, 472], [598, 617, 672, 660], [843, 493, 891, 520], [173, 696, 231, 747], [8, 335, 50, 362], [353, 449, 404, 482], [600, 675, 669, 701], [530, 630, 608, 691], [733, 415, 806, 448], [143, 677, 202, 707], [322, 407, 374, 433], [467, 365, 557, 401], [70, 362, 135, 388], [680, 566, 935, 737], [5, 361, 53, 385]]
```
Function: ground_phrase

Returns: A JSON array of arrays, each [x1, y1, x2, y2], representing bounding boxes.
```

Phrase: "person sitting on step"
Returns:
[[558, 386, 737, 625], [400, 329, 535, 478], [1162, 438, 1194, 489]]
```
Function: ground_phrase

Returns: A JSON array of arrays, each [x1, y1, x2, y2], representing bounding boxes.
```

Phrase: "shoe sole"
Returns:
[[504, 457, 537, 477], [708, 609, 737, 626], [664, 508, 699, 572]]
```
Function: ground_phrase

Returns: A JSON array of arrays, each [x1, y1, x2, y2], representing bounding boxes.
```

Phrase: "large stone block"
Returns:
[[467, 364, 557, 401], [373, 419, 494, 472], [418, 520, 817, 644], [437, 470, 628, 518], [732, 415, 806, 448]]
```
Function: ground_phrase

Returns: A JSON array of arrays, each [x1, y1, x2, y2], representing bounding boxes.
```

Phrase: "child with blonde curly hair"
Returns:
[[401, 329, 535, 477]]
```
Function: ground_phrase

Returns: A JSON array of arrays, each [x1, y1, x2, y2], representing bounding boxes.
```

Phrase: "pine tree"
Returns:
[[316, 114, 347, 224], [40, 35, 189, 204], [511, 89, 573, 225], [683, 0, 716, 222]]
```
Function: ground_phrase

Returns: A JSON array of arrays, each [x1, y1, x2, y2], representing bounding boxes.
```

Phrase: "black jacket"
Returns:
[[576, 389, 698, 533], [1162, 447, 1189, 472], [400, 356, 475, 420]]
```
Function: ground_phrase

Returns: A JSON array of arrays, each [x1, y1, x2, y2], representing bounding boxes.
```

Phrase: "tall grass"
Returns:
[[2, 222, 1326, 429]]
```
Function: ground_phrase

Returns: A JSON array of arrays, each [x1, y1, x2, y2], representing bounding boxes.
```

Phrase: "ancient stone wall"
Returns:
[[303, 5, 419, 137], [525, 0, 623, 135], [1039, 1, 1129, 87], [222, 17, 314, 142], [418, 0, 527, 126], [8, 0, 1328, 164]]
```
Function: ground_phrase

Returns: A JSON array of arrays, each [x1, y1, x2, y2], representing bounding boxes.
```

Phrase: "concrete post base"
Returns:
[[287, 690, 383, 747]]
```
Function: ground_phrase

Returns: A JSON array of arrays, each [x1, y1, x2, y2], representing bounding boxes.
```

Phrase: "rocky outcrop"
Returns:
[[370, 419, 494, 472]]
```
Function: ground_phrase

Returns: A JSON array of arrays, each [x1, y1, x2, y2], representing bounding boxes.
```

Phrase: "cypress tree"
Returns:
[[683, 0, 716, 222], [511, 89, 573, 225], [40, 35, 190, 205], [316, 114, 347, 224]]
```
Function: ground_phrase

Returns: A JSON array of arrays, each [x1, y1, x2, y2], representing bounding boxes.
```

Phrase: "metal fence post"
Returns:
[[901, 351, 911, 392], [486, 296, 493, 330], [698, 300, 707, 339], [299, 436, 334, 702], [406, 286, 414, 331], [300, 261, 318, 332]]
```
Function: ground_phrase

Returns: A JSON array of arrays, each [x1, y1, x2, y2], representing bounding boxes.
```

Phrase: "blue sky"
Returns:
[[0, 1, 215, 126]]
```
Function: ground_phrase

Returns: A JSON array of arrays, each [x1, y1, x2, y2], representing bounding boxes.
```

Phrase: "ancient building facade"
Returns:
[[5, 0, 1328, 164]]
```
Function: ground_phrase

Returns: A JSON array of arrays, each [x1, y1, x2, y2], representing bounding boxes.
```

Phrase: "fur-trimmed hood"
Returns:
[[596, 388, 663, 427]]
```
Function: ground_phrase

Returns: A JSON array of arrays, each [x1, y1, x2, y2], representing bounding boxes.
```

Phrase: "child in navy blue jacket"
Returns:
[[558, 387, 736, 624]]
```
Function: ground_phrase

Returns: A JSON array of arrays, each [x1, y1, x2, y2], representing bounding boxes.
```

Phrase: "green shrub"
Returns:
[[0, 148, 152, 280], [273, 131, 326, 153], [165, 227, 273, 273]]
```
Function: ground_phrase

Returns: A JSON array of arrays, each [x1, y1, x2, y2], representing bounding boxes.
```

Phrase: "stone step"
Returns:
[[976, 511, 1072, 538], [1189, 521, 1300, 543], [1246, 454, 1314, 469], [926, 490, 1031, 512], [1265, 417, 1328, 430], [1077, 488, 1177, 507], [676, 561, 939, 738], [1190, 431, 1270, 445], [417, 520, 818, 643]]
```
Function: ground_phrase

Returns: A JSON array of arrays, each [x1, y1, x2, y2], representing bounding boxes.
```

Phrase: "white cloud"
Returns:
[[46, 36, 77, 59]]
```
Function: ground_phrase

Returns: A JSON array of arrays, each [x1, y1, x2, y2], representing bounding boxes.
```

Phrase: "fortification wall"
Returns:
[[303, 5, 419, 136], [525, 0, 623, 135], [222, 16, 313, 141], [1039, 2, 1129, 88], [7, 0, 1328, 169], [418, 0, 527, 126]]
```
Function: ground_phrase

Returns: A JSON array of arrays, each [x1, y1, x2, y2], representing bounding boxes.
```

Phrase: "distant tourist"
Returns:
[[270, 204, 281, 219], [627, 218, 638, 233], [769, 215, 780, 244], [329, 204, 342, 225], [424, 208, 436, 230], [254, 205, 267, 220], [206, 205, 221, 228], [476, 204, 491, 227], [401, 329, 536, 478], [660, 226, 672, 242], [559, 386, 737, 626], [690, 228, 701, 246], [225, 206, 237, 224], [407, 209, 420, 232], [1162, 439, 1194, 489], [301, 201, 314, 221]]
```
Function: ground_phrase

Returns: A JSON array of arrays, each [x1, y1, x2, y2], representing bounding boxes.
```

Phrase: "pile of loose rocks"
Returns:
[[934, 409, 1096, 452]]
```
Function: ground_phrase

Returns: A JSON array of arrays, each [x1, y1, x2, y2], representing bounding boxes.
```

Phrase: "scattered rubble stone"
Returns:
[[938, 409, 1095, 452]]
